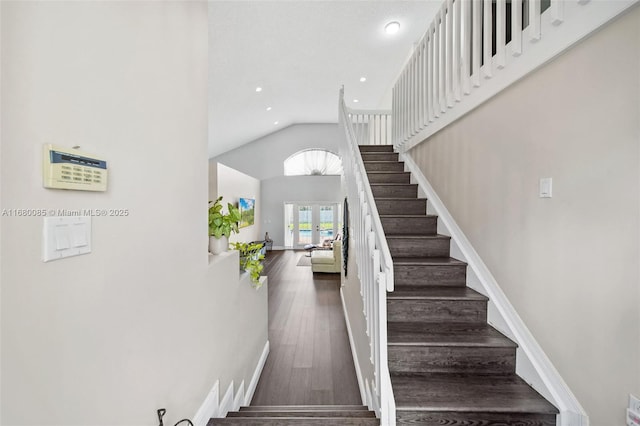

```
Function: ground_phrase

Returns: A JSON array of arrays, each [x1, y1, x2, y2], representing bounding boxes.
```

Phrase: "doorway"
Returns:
[[284, 202, 341, 248]]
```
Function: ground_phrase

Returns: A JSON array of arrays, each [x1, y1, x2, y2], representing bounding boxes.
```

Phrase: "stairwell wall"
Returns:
[[1, 2, 267, 425], [408, 6, 640, 426]]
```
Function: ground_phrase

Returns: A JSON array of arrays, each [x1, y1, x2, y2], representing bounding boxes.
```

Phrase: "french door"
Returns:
[[284, 202, 341, 248]]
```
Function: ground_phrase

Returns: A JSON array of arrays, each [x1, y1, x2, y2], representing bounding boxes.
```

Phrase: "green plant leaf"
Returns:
[[208, 196, 242, 239]]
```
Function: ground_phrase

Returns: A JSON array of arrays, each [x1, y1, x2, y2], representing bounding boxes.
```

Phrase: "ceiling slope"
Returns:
[[208, 0, 439, 157]]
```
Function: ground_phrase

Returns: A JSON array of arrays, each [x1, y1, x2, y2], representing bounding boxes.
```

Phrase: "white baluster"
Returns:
[[483, 0, 493, 79], [439, 8, 447, 113], [421, 40, 428, 128], [391, 87, 396, 145], [414, 51, 419, 131], [409, 52, 417, 136], [427, 28, 434, 122], [402, 69, 407, 142], [446, 0, 454, 107], [453, 0, 462, 102], [462, 0, 471, 94], [512, 0, 522, 56], [496, 0, 506, 68], [472, 0, 481, 87], [421, 38, 429, 126], [529, 0, 541, 42], [434, 15, 441, 116], [551, 0, 564, 25]]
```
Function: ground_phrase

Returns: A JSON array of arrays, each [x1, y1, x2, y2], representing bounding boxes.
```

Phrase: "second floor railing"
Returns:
[[392, 0, 637, 152]]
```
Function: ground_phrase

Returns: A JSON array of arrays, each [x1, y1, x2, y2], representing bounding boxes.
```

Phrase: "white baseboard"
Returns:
[[245, 340, 270, 406], [192, 341, 269, 424], [401, 152, 588, 426], [233, 381, 245, 411], [340, 288, 367, 406], [365, 380, 374, 414], [192, 381, 220, 426], [219, 382, 234, 418]]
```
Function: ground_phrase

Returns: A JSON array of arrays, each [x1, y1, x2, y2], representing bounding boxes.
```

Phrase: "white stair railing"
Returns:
[[392, 0, 638, 152], [348, 110, 393, 146], [338, 88, 395, 425]]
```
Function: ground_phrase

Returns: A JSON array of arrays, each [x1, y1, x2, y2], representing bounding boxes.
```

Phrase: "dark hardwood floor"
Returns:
[[251, 250, 361, 406]]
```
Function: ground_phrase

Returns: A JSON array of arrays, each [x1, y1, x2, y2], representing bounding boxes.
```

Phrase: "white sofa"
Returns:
[[311, 240, 342, 273]]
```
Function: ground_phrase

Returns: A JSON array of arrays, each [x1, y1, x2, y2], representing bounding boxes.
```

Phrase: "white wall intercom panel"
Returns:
[[43, 144, 107, 191]]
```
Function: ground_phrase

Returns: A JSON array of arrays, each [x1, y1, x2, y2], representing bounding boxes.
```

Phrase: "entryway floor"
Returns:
[[251, 250, 362, 406]]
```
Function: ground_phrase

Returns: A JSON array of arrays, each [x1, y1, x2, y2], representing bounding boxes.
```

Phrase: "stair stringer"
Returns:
[[401, 151, 587, 426]]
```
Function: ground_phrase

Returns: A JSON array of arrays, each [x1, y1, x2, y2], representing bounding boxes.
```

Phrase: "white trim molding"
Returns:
[[245, 340, 270, 406], [219, 382, 234, 419], [192, 381, 220, 426], [192, 340, 269, 425], [401, 152, 588, 426], [233, 381, 245, 411]]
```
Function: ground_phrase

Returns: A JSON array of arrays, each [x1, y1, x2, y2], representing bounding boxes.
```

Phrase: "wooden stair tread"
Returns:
[[386, 234, 450, 240], [373, 197, 426, 201], [213, 405, 379, 425], [380, 214, 437, 218], [392, 256, 466, 266], [241, 406, 369, 411], [370, 183, 417, 186], [359, 145, 393, 151], [228, 411, 375, 418], [366, 171, 409, 174], [387, 322, 516, 347], [391, 373, 558, 414], [209, 418, 379, 425], [389, 286, 487, 301]]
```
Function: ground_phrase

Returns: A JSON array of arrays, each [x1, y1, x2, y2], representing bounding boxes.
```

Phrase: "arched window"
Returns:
[[283, 149, 342, 176]]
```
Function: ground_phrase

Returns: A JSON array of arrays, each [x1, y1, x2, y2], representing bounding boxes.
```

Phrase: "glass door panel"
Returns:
[[297, 205, 312, 246], [318, 205, 335, 242]]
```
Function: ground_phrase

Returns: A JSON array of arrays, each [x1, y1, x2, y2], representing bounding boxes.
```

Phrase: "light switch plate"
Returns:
[[539, 177, 553, 198], [43, 216, 92, 262]]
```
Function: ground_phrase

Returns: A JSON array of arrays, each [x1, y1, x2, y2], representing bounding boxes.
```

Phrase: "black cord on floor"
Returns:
[[157, 408, 193, 426]]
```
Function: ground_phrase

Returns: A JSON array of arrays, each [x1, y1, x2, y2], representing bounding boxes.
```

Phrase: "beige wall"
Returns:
[[217, 163, 261, 243], [409, 7, 640, 425], [0, 2, 267, 425]]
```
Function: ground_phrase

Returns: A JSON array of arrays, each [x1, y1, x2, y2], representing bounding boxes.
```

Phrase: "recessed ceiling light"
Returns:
[[266, 106, 272, 111], [353, 99, 359, 103], [360, 77, 367, 82], [274, 121, 279, 125], [385, 21, 400, 35], [255, 87, 262, 92]]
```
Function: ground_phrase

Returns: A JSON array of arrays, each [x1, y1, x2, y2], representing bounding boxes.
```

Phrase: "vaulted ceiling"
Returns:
[[208, 1, 440, 158]]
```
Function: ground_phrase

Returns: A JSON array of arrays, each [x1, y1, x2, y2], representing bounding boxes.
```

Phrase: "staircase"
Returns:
[[207, 405, 378, 425], [360, 144, 559, 426]]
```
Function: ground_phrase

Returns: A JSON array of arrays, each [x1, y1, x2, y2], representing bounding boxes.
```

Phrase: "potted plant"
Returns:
[[230, 241, 265, 288], [208, 196, 241, 255]]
